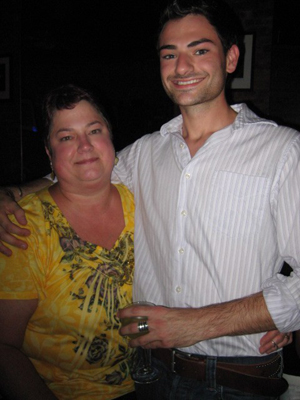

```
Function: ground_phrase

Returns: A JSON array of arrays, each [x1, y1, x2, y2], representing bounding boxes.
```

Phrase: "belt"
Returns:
[[152, 348, 288, 397]]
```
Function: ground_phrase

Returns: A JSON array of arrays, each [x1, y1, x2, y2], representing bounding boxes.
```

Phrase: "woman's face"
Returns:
[[47, 100, 115, 187]]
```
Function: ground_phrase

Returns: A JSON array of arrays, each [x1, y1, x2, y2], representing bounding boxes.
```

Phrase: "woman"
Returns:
[[0, 85, 136, 399]]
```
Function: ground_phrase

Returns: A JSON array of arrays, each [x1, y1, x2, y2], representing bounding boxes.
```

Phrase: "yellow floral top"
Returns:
[[0, 184, 135, 400]]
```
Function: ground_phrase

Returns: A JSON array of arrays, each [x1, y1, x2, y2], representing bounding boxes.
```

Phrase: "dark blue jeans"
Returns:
[[135, 352, 284, 400]]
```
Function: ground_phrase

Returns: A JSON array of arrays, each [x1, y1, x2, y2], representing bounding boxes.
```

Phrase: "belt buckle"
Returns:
[[171, 349, 176, 373], [171, 349, 192, 374]]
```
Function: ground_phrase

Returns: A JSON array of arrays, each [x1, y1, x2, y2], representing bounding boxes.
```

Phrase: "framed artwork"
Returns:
[[230, 34, 254, 90], [0, 56, 10, 100]]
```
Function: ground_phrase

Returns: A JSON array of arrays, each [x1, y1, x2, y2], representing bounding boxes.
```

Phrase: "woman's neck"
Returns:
[[49, 181, 115, 214], [48, 182, 125, 249]]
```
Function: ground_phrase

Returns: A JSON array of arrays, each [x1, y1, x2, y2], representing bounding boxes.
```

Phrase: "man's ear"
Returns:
[[226, 45, 240, 74]]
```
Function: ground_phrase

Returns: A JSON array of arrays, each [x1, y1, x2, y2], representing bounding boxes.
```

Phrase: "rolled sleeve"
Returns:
[[263, 273, 300, 332], [265, 135, 300, 332]]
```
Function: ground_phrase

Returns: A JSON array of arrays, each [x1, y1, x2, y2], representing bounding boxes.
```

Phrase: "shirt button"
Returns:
[[185, 173, 191, 179], [180, 143, 185, 149], [179, 248, 184, 254], [181, 210, 187, 217], [176, 286, 182, 293]]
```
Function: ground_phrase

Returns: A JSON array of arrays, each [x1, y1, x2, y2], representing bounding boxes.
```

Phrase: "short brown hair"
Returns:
[[43, 84, 112, 152]]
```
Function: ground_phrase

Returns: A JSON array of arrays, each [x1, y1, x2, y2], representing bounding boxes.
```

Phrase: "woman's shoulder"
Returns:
[[113, 184, 134, 203], [19, 187, 53, 207], [14, 187, 55, 226], [113, 184, 134, 231]]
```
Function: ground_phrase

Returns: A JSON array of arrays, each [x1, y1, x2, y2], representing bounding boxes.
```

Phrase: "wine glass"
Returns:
[[120, 301, 161, 384]]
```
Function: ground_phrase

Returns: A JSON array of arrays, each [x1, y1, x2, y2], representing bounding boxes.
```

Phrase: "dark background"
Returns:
[[0, 0, 173, 183], [0, 0, 299, 375], [1, 0, 300, 184]]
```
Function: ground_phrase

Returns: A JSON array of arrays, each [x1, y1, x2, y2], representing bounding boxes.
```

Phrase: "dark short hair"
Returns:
[[158, 0, 244, 54], [43, 84, 112, 151]]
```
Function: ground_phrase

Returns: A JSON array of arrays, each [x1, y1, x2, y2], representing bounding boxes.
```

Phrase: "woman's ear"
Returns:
[[226, 44, 240, 74], [45, 146, 52, 162], [45, 146, 55, 180]]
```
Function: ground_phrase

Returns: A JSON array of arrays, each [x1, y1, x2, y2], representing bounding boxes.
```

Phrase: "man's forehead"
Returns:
[[159, 14, 219, 48]]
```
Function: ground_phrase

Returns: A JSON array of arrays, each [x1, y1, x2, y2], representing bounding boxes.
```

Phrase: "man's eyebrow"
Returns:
[[188, 38, 214, 47], [158, 38, 214, 52], [158, 44, 177, 52]]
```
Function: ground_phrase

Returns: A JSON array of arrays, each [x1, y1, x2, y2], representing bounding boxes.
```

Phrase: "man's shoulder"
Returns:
[[117, 129, 167, 156], [233, 103, 300, 137]]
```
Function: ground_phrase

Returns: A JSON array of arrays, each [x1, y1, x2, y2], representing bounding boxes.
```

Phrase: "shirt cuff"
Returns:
[[263, 273, 300, 332]]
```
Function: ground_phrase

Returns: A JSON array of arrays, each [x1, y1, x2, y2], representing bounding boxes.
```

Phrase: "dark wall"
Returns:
[[228, 0, 300, 130], [227, 0, 275, 114], [0, 0, 173, 185], [1, 0, 300, 185], [269, 0, 300, 129]]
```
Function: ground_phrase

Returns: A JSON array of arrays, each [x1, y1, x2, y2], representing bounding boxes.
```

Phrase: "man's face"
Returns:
[[158, 14, 238, 109]]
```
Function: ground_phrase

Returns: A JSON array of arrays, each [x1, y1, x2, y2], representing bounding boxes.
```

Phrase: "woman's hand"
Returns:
[[259, 330, 292, 354], [0, 189, 30, 256]]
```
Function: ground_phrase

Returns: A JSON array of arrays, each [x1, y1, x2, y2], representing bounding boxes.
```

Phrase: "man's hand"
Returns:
[[259, 330, 292, 354], [118, 304, 201, 349], [118, 293, 277, 349], [118, 302, 292, 354], [0, 189, 30, 256]]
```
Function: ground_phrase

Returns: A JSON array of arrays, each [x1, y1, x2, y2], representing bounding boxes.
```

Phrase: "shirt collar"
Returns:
[[230, 103, 278, 131], [160, 103, 278, 137]]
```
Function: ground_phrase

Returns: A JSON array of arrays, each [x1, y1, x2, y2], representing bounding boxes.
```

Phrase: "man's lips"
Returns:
[[172, 77, 204, 87]]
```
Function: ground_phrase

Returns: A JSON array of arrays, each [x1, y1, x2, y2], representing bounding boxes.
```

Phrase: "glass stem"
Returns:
[[142, 349, 152, 372]]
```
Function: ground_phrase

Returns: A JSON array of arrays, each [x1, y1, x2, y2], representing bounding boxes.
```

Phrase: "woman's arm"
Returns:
[[0, 299, 58, 399]]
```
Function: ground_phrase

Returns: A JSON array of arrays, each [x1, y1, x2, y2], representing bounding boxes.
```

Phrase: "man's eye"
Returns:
[[162, 54, 175, 60], [195, 49, 208, 55]]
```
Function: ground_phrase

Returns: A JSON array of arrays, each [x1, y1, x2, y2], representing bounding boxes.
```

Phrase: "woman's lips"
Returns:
[[75, 157, 98, 165]]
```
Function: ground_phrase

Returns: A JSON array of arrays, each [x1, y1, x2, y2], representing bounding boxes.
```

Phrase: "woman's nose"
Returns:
[[78, 135, 93, 152]]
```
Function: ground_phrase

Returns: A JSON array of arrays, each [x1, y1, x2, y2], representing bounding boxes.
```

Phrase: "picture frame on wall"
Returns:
[[230, 34, 254, 90], [0, 56, 10, 100]]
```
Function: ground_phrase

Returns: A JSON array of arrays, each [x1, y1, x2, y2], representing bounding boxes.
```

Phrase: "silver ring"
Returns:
[[272, 340, 279, 350], [137, 320, 149, 333]]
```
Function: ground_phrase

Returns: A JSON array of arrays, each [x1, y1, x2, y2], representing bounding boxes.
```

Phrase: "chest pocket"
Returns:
[[208, 171, 269, 239]]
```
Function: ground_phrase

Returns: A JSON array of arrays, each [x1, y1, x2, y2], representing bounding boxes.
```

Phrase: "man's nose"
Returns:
[[175, 53, 194, 75]]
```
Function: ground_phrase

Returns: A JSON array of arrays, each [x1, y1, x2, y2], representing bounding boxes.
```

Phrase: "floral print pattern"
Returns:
[[0, 185, 135, 399]]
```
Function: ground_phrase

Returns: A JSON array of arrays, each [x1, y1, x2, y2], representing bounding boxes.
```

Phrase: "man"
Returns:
[[112, 1, 300, 398], [0, 0, 299, 398]]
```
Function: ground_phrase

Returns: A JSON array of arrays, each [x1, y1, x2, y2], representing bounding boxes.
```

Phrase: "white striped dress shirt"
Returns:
[[113, 103, 300, 357]]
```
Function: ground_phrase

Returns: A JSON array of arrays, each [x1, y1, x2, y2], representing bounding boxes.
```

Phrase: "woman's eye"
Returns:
[[91, 129, 101, 134], [60, 136, 72, 141]]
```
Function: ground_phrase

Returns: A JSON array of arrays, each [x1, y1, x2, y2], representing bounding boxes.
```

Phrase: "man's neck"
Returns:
[[180, 100, 237, 157]]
